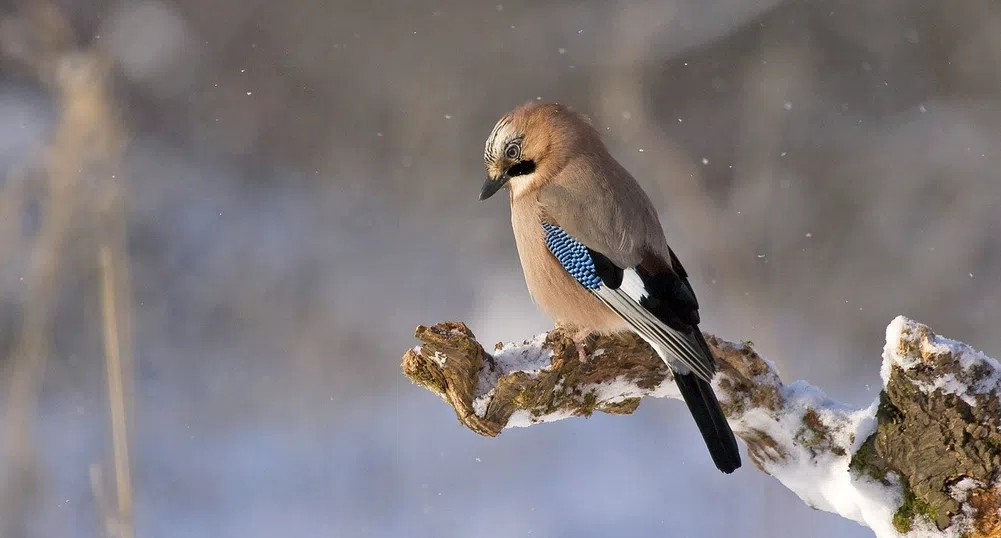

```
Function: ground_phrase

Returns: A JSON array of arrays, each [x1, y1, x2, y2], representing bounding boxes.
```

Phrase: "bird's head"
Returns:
[[479, 101, 597, 201]]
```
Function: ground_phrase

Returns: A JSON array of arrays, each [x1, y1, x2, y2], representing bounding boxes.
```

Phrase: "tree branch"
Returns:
[[401, 317, 1001, 538]]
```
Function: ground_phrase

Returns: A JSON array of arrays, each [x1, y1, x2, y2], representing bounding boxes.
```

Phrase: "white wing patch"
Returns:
[[619, 268, 649, 302]]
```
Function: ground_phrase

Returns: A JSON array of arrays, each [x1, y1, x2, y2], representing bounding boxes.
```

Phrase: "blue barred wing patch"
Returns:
[[541, 222, 603, 290]]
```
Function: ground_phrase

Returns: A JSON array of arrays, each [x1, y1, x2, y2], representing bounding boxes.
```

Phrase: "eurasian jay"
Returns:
[[478, 101, 741, 474]]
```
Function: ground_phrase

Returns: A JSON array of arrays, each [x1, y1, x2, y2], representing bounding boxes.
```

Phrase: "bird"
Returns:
[[478, 101, 741, 474]]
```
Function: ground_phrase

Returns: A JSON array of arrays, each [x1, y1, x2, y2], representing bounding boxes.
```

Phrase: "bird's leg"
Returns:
[[572, 330, 596, 363], [555, 321, 595, 362]]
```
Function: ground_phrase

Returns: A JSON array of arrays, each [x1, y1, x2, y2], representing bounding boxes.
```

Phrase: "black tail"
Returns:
[[674, 372, 741, 473], [674, 333, 741, 473]]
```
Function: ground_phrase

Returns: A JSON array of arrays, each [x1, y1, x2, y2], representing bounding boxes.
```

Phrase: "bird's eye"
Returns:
[[504, 143, 521, 160]]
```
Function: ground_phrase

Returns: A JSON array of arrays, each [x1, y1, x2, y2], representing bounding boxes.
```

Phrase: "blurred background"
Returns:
[[1, 0, 999, 536]]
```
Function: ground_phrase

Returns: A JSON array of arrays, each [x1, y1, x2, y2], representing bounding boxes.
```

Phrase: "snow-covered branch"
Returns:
[[401, 317, 1000, 538]]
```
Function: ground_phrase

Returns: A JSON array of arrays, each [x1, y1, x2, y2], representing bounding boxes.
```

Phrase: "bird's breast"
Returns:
[[510, 200, 626, 333]]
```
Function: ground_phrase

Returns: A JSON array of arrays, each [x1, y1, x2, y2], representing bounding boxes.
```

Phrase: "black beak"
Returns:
[[478, 173, 509, 201]]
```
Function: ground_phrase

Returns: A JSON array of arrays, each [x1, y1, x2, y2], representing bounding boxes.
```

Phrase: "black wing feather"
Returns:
[[586, 247, 623, 289], [637, 248, 741, 474], [634, 247, 700, 329]]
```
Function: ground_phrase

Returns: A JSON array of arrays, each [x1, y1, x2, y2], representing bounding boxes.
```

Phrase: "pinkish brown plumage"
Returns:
[[479, 101, 742, 474]]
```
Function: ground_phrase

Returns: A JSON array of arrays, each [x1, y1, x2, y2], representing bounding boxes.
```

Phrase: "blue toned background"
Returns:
[[2, 0, 1000, 536]]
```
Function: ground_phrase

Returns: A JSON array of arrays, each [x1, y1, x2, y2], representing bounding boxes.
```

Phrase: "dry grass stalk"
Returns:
[[1, 2, 135, 536]]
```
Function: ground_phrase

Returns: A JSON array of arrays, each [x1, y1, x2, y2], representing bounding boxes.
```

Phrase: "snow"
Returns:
[[948, 477, 984, 503], [492, 333, 554, 375], [950, 335, 1001, 396], [882, 315, 1001, 406], [582, 374, 679, 405], [914, 373, 976, 406], [881, 316, 919, 383], [472, 388, 495, 418], [732, 386, 907, 535], [506, 408, 577, 428]]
